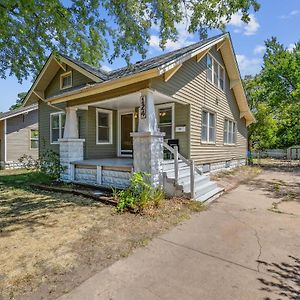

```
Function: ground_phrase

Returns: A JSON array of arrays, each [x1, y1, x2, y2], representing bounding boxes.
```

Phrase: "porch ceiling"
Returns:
[[74, 90, 185, 110]]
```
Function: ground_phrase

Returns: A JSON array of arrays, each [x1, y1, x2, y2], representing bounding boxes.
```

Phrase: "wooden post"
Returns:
[[174, 146, 179, 185], [190, 160, 195, 199]]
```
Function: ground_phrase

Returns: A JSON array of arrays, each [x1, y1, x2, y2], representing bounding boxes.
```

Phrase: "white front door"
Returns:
[[119, 111, 135, 157]]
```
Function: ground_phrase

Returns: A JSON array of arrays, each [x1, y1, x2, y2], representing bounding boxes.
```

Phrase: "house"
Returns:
[[0, 104, 39, 169], [23, 32, 255, 201]]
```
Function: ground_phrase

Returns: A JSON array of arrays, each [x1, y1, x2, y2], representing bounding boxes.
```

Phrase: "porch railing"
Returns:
[[163, 142, 203, 198]]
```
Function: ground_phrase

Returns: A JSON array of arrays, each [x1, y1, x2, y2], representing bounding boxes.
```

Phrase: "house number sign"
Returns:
[[140, 95, 147, 119]]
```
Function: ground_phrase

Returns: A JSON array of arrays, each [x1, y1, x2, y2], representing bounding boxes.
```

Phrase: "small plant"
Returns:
[[39, 150, 66, 180], [18, 154, 39, 169], [114, 172, 165, 213]]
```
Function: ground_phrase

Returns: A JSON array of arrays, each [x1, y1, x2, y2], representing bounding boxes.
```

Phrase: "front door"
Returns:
[[120, 112, 134, 156]]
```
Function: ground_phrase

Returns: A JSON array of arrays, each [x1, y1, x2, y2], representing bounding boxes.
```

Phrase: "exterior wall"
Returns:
[[5, 109, 39, 162], [85, 107, 118, 159], [45, 65, 93, 99], [151, 45, 248, 165], [0, 121, 5, 163]]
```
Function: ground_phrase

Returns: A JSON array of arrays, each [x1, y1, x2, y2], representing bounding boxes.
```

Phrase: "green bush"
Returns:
[[114, 172, 165, 212]]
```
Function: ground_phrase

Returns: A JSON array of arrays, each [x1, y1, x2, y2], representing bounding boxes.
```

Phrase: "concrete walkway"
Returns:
[[60, 169, 300, 300]]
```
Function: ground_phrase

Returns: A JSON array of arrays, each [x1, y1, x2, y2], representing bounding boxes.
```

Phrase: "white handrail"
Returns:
[[163, 142, 202, 199]]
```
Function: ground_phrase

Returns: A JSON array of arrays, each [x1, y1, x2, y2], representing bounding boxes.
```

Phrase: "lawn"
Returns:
[[0, 169, 203, 300]]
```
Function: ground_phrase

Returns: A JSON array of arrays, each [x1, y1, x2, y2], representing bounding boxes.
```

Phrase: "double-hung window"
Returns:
[[201, 111, 215, 143], [206, 54, 225, 91], [224, 119, 236, 144], [30, 129, 39, 149], [50, 112, 65, 144], [60, 71, 72, 90], [157, 104, 174, 140], [96, 109, 113, 144]]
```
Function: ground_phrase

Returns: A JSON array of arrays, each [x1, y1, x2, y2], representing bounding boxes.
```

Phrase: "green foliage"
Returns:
[[9, 92, 27, 110], [39, 150, 66, 180], [114, 172, 164, 212], [0, 0, 260, 82], [244, 37, 300, 150], [18, 154, 39, 169]]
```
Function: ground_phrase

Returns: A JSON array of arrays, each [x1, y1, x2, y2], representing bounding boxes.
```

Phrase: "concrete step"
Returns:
[[164, 166, 191, 178], [194, 181, 218, 197], [195, 186, 224, 202], [181, 175, 210, 192], [162, 161, 186, 172]]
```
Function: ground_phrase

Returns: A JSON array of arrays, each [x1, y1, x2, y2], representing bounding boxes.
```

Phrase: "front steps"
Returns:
[[162, 160, 223, 202]]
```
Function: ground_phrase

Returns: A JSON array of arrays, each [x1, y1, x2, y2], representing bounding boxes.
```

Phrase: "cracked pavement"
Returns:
[[59, 169, 300, 300]]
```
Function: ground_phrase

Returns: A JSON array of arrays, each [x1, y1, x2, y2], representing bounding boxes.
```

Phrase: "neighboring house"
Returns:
[[0, 104, 39, 169], [23, 32, 255, 201]]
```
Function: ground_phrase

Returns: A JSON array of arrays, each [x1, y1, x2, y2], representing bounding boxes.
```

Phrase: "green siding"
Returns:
[[151, 45, 248, 165], [45, 65, 94, 99]]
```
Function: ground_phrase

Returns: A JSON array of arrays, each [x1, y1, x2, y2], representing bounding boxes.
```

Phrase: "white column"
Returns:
[[131, 89, 165, 187], [64, 106, 79, 139], [138, 89, 158, 133]]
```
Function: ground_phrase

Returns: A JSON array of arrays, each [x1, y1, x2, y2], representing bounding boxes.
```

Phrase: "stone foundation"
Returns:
[[0, 161, 24, 170], [200, 158, 247, 174]]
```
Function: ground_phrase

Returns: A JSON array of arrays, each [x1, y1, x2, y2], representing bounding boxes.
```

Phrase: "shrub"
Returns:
[[18, 154, 39, 169], [114, 172, 165, 213]]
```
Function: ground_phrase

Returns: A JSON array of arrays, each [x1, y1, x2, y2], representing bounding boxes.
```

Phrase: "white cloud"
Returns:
[[253, 45, 266, 55], [280, 10, 300, 19], [228, 11, 260, 36], [101, 65, 112, 72], [149, 12, 195, 52], [236, 54, 262, 76], [287, 43, 295, 52]]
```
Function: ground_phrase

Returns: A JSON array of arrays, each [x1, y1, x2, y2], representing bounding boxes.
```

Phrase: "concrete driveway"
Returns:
[[60, 168, 300, 300]]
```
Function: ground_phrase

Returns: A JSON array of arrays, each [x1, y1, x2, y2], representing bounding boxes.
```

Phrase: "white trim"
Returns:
[[201, 110, 216, 144], [0, 105, 38, 121], [4, 119, 7, 162], [155, 103, 175, 140], [224, 118, 237, 145], [118, 110, 135, 157], [96, 108, 113, 145], [206, 53, 225, 92], [60, 71, 73, 90], [29, 128, 39, 150], [50, 111, 65, 144]]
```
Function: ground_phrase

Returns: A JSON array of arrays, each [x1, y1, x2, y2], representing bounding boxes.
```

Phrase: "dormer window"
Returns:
[[60, 71, 72, 90]]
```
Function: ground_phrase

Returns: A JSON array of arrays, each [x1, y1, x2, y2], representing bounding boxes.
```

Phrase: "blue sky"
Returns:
[[0, 0, 299, 112]]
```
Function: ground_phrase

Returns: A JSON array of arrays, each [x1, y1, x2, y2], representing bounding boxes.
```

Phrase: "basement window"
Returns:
[[60, 71, 72, 90]]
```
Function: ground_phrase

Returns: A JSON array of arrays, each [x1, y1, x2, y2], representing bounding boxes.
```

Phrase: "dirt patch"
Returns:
[[0, 170, 204, 300], [211, 166, 262, 192]]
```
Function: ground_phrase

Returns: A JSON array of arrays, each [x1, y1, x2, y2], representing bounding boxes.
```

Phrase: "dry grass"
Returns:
[[0, 169, 204, 300], [211, 165, 262, 192]]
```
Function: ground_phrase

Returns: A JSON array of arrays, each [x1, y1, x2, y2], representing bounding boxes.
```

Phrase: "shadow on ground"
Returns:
[[0, 172, 102, 235], [258, 256, 300, 300]]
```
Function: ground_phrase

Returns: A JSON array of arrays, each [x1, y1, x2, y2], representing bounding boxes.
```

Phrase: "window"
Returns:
[[50, 112, 65, 143], [157, 104, 174, 140], [96, 109, 112, 144], [30, 129, 39, 149], [206, 55, 213, 82], [224, 119, 236, 144], [206, 54, 225, 91], [201, 111, 215, 143], [60, 71, 72, 90]]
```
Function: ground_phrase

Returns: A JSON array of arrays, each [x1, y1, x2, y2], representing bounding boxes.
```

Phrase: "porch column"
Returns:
[[131, 89, 165, 187], [59, 106, 85, 182]]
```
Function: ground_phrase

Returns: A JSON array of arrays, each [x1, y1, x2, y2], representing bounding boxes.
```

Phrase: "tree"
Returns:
[[9, 92, 27, 110], [244, 37, 300, 149], [0, 0, 260, 82]]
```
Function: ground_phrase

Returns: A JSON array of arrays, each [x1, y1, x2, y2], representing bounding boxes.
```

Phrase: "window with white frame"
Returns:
[[96, 109, 112, 144], [206, 54, 225, 91], [60, 71, 72, 90], [224, 119, 236, 144], [50, 112, 65, 143], [156, 104, 174, 140], [201, 111, 215, 143], [30, 129, 39, 149]]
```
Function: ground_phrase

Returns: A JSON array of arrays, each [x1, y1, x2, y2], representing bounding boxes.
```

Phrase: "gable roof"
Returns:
[[0, 104, 38, 121], [24, 32, 255, 125]]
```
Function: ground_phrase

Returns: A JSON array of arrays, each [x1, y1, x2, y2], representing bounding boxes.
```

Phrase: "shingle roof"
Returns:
[[59, 33, 226, 82], [0, 104, 38, 120]]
